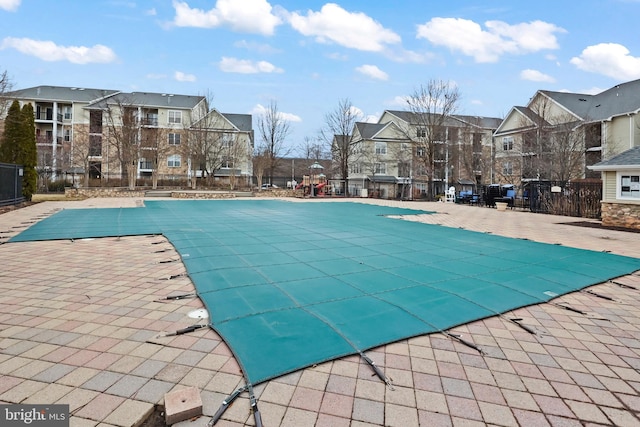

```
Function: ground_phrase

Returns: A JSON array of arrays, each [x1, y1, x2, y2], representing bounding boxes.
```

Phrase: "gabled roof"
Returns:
[[221, 113, 252, 132], [382, 110, 502, 130], [86, 91, 205, 110], [9, 86, 119, 103], [589, 146, 640, 171], [537, 78, 640, 122], [355, 122, 387, 139], [494, 106, 550, 136]]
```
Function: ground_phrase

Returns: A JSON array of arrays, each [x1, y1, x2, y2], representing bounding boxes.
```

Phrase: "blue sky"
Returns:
[[2, 0, 640, 152]]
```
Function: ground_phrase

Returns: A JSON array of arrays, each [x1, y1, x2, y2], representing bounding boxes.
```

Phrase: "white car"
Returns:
[[259, 183, 278, 189]]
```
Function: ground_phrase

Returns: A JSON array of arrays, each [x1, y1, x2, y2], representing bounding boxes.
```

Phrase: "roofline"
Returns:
[[588, 164, 640, 171]]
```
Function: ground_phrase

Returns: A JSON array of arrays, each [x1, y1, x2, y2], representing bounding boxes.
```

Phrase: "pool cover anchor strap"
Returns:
[[248, 382, 263, 427], [553, 303, 609, 321], [209, 386, 248, 426], [154, 323, 207, 339], [610, 280, 637, 290], [582, 289, 615, 301], [153, 292, 196, 302], [444, 332, 483, 354], [508, 317, 537, 335], [360, 352, 395, 390]]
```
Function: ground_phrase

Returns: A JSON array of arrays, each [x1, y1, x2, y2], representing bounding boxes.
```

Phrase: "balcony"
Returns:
[[140, 116, 159, 127], [34, 111, 63, 123], [36, 136, 63, 146]]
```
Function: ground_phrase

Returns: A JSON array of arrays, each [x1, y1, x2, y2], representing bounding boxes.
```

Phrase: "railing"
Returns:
[[0, 162, 24, 206], [36, 136, 63, 145], [140, 117, 159, 126], [34, 112, 63, 122], [526, 180, 602, 219]]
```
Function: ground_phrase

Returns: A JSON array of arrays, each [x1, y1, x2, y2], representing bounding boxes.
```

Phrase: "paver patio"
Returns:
[[1, 197, 639, 426]]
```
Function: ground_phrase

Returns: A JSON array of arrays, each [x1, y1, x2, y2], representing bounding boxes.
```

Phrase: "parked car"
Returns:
[[259, 183, 278, 190]]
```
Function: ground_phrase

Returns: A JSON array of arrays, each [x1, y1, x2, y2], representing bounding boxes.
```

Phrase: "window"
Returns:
[[63, 106, 72, 120], [64, 129, 71, 142], [167, 154, 181, 168], [398, 162, 410, 177], [221, 157, 234, 168], [502, 161, 513, 175], [374, 162, 386, 174], [168, 133, 181, 145], [222, 134, 234, 148], [416, 147, 426, 157], [89, 135, 102, 157], [349, 163, 361, 174], [620, 174, 640, 199], [375, 142, 387, 155], [139, 158, 154, 170], [90, 110, 102, 133], [502, 136, 513, 151], [168, 110, 182, 124], [416, 128, 427, 138]]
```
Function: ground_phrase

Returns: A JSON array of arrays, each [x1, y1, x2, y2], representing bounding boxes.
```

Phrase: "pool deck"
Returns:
[[1, 197, 639, 427]]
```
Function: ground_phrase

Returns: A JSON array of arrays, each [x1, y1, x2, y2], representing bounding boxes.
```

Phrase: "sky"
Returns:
[[2, 0, 640, 153]]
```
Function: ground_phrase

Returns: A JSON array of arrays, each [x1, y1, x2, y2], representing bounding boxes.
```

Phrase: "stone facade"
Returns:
[[65, 188, 146, 198], [64, 187, 299, 199], [601, 202, 640, 230]]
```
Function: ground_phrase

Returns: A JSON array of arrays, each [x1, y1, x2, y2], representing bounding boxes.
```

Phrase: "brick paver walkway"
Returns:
[[1, 197, 639, 426]]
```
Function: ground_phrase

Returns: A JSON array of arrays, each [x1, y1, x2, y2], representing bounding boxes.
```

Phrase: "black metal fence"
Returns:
[[526, 180, 602, 219], [0, 162, 24, 207]]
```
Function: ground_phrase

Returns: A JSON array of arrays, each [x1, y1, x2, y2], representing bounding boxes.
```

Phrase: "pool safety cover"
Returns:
[[10, 200, 640, 384]]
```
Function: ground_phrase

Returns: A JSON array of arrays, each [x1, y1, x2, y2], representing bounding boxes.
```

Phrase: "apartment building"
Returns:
[[493, 78, 640, 185], [6, 86, 254, 188], [341, 111, 501, 199]]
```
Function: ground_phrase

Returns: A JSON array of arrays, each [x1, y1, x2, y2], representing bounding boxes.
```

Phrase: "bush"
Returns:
[[47, 180, 67, 193]]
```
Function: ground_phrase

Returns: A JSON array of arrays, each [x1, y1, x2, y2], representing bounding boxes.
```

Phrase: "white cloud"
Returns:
[[0, 0, 20, 11], [175, 71, 196, 82], [570, 43, 640, 80], [219, 57, 283, 74], [145, 8, 157, 16], [146, 73, 167, 79], [416, 18, 565, 63], [251, 104, 302, 122], [288, 3, 401, 52], [0, 37, 117, 64], [234, 40, 279, 54], [520, 69, 556, 83], [172, 0, 281, 35], [355, 64, 388, 81], [363, 113, 379, 123], [387, 95, 411, 106]]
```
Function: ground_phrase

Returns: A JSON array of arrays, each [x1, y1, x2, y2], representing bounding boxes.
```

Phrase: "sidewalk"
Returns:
[[1, 198, 639, 426]]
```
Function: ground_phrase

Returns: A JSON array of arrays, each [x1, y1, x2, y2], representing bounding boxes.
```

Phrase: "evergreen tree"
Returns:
[[0, 100, 38, 201], [20, 103, 37, 200], [0, 100, 21, 163]]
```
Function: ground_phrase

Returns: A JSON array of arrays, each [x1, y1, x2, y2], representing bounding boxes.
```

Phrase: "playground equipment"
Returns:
[[299, 174, 328, 197]]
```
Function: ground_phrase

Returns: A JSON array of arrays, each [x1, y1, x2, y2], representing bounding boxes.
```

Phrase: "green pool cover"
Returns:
[[10, 200, 640, 384]]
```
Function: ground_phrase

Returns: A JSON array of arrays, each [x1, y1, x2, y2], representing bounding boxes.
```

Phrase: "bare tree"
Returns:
[[321, 99, 363, 196], [405, 80, 461, 199], [139, 126, 172, 189], [457, 118, 485, 187], [298, 136, 328, 162], [256, 100, 292, 183], [512, 97, 589, 183], [185, 111, 233, 189], [0, 68, 13, 119], [252, 145, 270, 189], [100, 95, 141, 189]]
